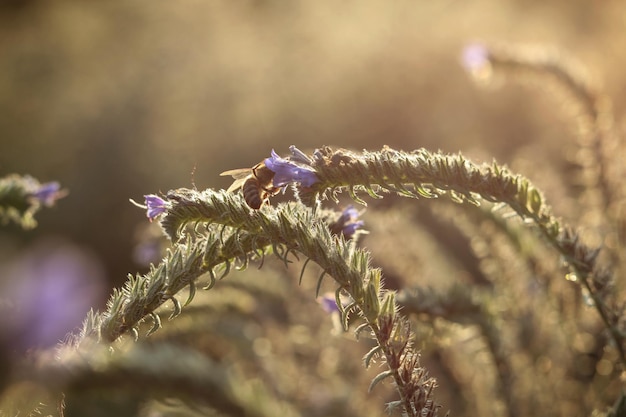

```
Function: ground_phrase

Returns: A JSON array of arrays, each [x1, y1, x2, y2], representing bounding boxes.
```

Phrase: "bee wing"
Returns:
[[220, 168, 252, 179], [225, 178, 247, 193], [220, 168, 252, 193]]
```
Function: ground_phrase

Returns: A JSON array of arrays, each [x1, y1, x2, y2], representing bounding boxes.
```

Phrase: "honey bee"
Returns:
[[220, 162, 280, 209]]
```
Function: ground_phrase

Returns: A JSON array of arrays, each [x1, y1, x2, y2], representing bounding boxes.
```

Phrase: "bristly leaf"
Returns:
[[299, 257, 312, 286], [363, 344, 383, 368], [235, 254, 249, 271], [335, 286, 346, 314], [286, 248, 300, 262], [364, 185, 383, 199], [168, 296, 182, 320], [414, 184, 437, 199], [355, 322, 372, 340], [316, 270, 327, 297], [147, 312, 161, 336], [348, 185, 367, 206], [203, 268, 217, 290], [528, 187, 543, 213], [184, 280, 196, 306], [131, 327, 139, 342], [340, 301, 359, 332], [368, 370, 394, 393], [385, 401, 404, 415], [218, 259, 231, 280], [254, 247, 266, 268], [384, 182, 415, 197]]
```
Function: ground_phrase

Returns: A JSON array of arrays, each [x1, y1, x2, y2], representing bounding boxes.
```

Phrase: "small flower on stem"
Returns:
[[144, 195, 168, 221], [264, 149, 319, 187]]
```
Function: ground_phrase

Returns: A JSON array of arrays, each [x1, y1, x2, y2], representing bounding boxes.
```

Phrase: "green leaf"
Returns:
[[363, 344, 383, 368], [218, 259, 231, 280], [202, 268, 217, 290], [354, 322, 371, 340], [316, 270, 327, 297], [368, 370, 394, 393], [147, 312, 162, 336], [299, 257, 312, 286], [168, 296, 182, 320], [184, 280, 196, 306], [348, 185, 367, 206]]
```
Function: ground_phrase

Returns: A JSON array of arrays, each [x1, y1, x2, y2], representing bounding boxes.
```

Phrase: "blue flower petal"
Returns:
[[338, 205, 359, 224], [144, 195, 168, 220], [264, 149, 319, 187], [342, 220, 364, 239], [319, 294, 340, 314], [31, 182, 63, 206]]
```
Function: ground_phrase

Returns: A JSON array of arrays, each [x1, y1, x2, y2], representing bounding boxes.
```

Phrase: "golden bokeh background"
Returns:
[[1, 1, 624, 285]]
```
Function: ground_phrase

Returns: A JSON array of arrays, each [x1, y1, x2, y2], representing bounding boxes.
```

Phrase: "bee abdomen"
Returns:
[[242, 177, 264, 209]]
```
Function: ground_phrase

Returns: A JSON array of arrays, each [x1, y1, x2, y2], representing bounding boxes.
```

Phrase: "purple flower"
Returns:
[[461, 43, 490, 72], [318, 293, 340, 314], [30, 181, 65, 206], [338, 205, 359, 224], [0, 240, 106, 350], [144, 195, 168, 221], [264, 149, 319, 187], [331, 205, 364, 239], [342, 221, 364, 239], [133, 239, 163, 267]]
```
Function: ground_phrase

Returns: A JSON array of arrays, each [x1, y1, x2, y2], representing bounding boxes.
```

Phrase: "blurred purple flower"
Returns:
[[318, 293, 340, 314], [264, 149, 319, 187], [331, 205, 364, 239], [144, 194, 168, 221], [342, 221, 364, 239], [29, 181, 65, 206], [133, 240, 163, 266], [461, 43, 490, 72], [338, 205, 359, 224], [0, 240, 106, 350]]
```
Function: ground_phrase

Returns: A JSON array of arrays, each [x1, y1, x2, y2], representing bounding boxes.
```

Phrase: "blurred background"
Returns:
[[1, 0, 624, 287], [0, 1, 625, 415]]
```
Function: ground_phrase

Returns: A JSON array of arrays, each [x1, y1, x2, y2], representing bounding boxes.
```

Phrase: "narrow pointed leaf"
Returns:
[[363, 344, 383, 368], [168, 296, 182, 320], [147, 312, 162, 336], [355, 322, 371, 340], [131, 327, 139, 342], [203, 269, 217, 290], [299, 258, 312, 286], [348, 185, 367, 206], [184, 281, 197, 306], [368, 370, 394, 393], [316, 270, 327, 297]]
